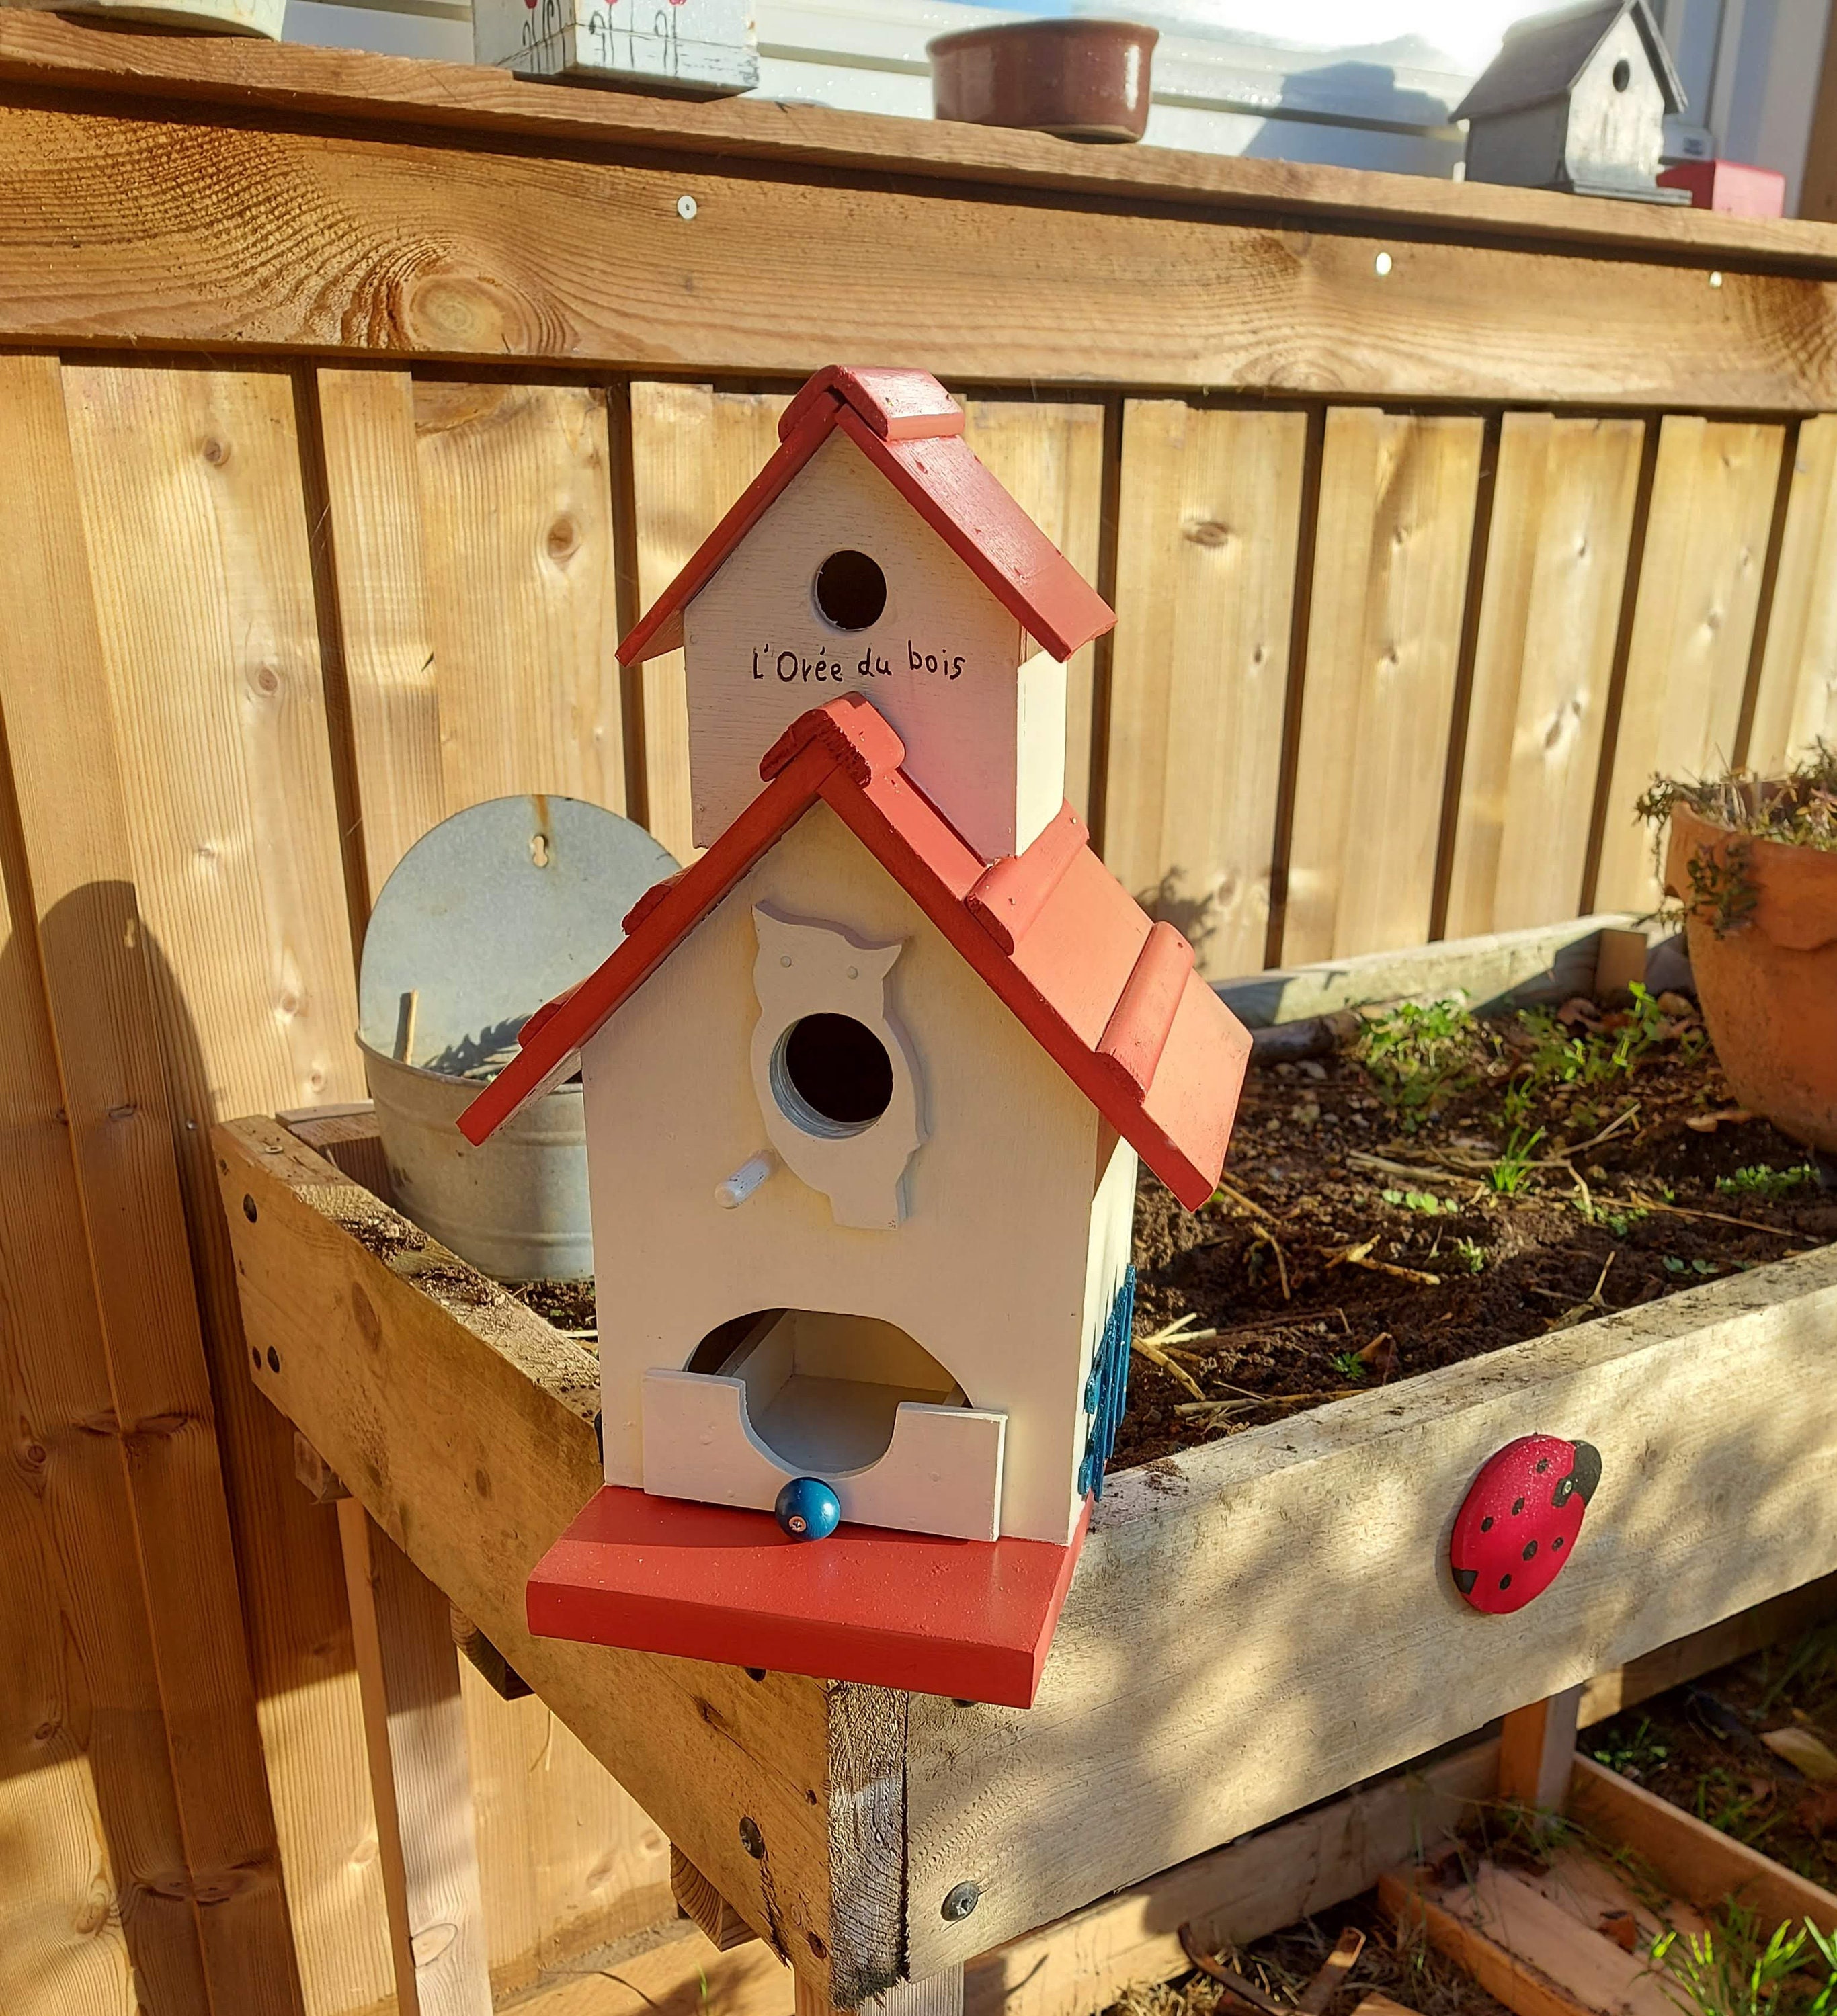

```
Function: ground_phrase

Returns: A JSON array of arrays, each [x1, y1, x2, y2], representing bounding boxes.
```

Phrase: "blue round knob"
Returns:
[[774, 1477, 840, 1542]]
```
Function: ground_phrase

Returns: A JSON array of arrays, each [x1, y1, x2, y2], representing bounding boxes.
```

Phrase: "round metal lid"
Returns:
[[358, 794, 678, 1076]]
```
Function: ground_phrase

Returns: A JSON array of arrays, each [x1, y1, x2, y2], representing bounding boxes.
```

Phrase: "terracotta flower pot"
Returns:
[[1664, 799, 1837, 1152], [928, 19, 1159, 144]]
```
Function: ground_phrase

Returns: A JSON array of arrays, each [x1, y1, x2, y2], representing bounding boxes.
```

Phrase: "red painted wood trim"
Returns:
[[615, 363, 1116, 669], [966, 800, 1089, 954], [778, 364, 967, 444], [835, 405, 1116, 663], [1097, 920, 1196, 1097], [526, 1485, 1089, 1708]]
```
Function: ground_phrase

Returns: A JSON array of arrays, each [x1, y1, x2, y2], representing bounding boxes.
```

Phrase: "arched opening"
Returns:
[[686, 1308, 963, 1474]]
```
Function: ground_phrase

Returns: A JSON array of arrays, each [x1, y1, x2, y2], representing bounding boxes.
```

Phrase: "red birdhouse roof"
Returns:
[[460, 695, 1250, 1211], [615, 366, 1117, 669]]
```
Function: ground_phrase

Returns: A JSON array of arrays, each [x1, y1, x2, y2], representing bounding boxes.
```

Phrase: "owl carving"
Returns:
[[749, 906, 925, 1230]]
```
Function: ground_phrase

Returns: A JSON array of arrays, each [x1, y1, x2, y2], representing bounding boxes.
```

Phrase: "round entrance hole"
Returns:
[[772, 1013, 893, 1135], [1611, 56, 1631, 89], [813, 550, 888, 630]]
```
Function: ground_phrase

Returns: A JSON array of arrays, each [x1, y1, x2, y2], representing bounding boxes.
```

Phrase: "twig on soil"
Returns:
[[1253, 1222, 1292, 1300], [1177, 1927, 1295, 2016], [1132, 1316, 1210, 1400], [1543, 1252, 1617, 1333], [1212, 1177, 1278, 1224], [1174, 1386, 1364, 1418], [1348, 1150, 1470, 1188], [1624, 1194, 1809, 1237], [1323, 1237, 1441, 1288]]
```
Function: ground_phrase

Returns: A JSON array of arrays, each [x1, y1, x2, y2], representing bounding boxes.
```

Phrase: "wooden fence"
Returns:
[[2, 17, 1837, 2015]]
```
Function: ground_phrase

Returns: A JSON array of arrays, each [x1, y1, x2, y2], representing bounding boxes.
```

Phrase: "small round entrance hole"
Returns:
[[773, 1013, 893, 1134], [1611, 56, 1631, 90], [813, 549, 888, 630]]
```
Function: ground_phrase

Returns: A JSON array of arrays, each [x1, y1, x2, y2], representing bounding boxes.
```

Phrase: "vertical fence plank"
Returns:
[[1285, 407, 1485, 963], [1748, 411, 1837, 774], [317, 368, 445, 908], [57, 360, 395, 2016], [1445, 413, 1645, 937], [958, 399, 1108, 825], [1102, 401, 1306, 978], [630, 383, 790, 864], [1592, 416, 1785, 913], [316, 368, 680, 1992], [0, 350, 314, 2015], [0, 745, 205, 2007], [414, 381, 626, 824]]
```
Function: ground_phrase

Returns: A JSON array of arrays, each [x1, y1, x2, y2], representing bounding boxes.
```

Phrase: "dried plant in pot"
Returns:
[[1639, 745, 1837, 1160]]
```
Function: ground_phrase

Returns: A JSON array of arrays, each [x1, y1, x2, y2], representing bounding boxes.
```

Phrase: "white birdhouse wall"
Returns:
[[1569, 13, 1669, 183], [683, 430, 1069, 864], [578, 799, 1118, 1546]]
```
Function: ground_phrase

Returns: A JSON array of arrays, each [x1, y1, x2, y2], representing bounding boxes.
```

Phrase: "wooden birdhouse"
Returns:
[[471, 0, 756, 96], [461, 367, 1252, 1706], [1453, 0, 1688, 203]]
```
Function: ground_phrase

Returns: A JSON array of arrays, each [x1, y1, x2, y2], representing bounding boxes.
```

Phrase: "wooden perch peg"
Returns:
[[294, 1429, 350, 1503], [715, 1148, 779, 1209]]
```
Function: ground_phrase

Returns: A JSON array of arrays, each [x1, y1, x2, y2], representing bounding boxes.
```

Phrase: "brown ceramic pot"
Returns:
[[1664, 799, 1837, 1152], [928, 19, 1159, 144]]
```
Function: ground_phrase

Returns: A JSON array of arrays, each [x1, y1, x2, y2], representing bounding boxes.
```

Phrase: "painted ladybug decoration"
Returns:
[[1450, 1434, 1601, 1614]]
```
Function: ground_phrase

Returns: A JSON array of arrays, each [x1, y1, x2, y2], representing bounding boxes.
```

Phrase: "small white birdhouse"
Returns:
[[472, 0, 757, 97], [1454, 0, 1688, 203], [463, 368, 1252, 1705]]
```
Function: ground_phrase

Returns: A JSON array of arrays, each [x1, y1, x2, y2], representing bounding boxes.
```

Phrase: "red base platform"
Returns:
[[526, 1487, 1090, 1707]]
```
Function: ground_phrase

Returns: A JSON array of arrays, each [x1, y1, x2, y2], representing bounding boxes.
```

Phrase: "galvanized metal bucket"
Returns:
[[358, 794, 676, 1282]]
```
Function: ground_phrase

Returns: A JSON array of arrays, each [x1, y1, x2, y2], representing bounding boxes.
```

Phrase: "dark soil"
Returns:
[[1113, 994, 1836, 1472], [1580, 1615, 1837, 1890], [1108, 1892, 1513, 2016]]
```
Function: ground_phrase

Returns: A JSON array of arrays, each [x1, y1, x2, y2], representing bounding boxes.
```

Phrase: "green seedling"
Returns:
[[1586, 1716, 1670, 1783], [1381, 1187, 1459, 1216], [1489, 1125, 1545, 1195], [1653, 1910, 1837, 2016], [1357, 997, 1479, 1131], [1451, 1238, 1488, 1273], [1330, 1351, 1366, 1382], [1717, 1163, 1815, 1199], [1663, 1255, 1720, 1277]]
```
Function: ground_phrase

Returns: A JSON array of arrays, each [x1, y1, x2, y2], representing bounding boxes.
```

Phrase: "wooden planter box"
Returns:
[[214, 919, 1837, 2011]]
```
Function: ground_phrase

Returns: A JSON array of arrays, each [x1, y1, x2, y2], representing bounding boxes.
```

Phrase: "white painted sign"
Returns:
[[473, 0, 758, 94]]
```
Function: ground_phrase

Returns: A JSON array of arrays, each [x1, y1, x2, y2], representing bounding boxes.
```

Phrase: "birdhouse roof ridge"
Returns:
[[458, 694, 1248, 1210], [615, 364, 1116, 669], [1451, 0, 1684, 124]]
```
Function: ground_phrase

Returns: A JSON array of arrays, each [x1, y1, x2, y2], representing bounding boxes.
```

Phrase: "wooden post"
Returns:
[[339, 1501, 494, 2016], [796, 1965, 965, 2016], [1497, 1684, 1583, 1814]]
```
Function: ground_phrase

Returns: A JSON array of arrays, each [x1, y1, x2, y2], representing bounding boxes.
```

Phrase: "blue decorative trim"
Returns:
[[1078, 1265, 1135, 1502]]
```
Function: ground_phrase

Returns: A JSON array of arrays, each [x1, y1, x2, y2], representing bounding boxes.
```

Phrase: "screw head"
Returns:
[[1373, 250, 1393, 277], [677, 194, 698, 220], [739, 1816, 766, 1859], [941, 1881, 980, 1923]]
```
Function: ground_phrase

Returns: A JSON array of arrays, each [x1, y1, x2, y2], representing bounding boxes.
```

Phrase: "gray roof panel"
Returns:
[[1453, 0, 1686, 122]]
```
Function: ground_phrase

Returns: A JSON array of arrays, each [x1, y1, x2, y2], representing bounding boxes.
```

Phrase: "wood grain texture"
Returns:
[[1748, 412, 1837, 775], [3, 11, 1836, 276], [0, 686, 205, 2012], [1593, 417, 1786, 913], [316, 367, 443, 908], [1496, 1689, 1581, 1813], [958, 399, 1106, 824], [216, 1118, 865, 2008], [1284, 408, 1484, 962], [1444, 415, 1644, 937], [964, 1741, 1500, 2016], [629, 383, 790, 863], [902, 1244, 1837, 1975], [1103, 402, 1306, 978], [56, 361, 394, 2016], [7, 103, 1837, 408], [1578, 1572, 1837, 1726], [0, 349, 308, 2011], [415, 380, 625, 819], [340, 1505, 492, 2016], [509, 1916, 792, 2016], [1569, 1755, 1837, 1933]]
